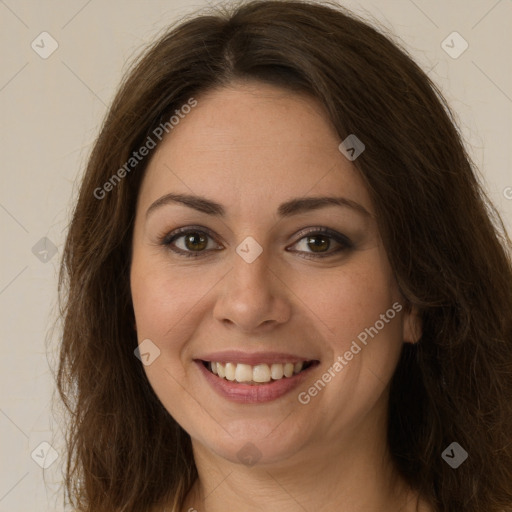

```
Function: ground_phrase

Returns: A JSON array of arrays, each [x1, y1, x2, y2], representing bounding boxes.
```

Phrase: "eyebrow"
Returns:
[[146, 192, 371, 219]]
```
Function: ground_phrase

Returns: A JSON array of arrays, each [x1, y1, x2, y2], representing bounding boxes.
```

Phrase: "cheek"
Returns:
[[130, 256, 230, 392], [130, 259, 202, 406], [311, 251, 404, 390], [297, 250, 400, 343], [306, 267, 404, 426], [130, 256, 212, 340]]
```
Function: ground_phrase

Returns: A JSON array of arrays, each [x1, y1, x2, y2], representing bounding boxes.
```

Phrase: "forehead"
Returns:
[[138, 81, 373, 217]]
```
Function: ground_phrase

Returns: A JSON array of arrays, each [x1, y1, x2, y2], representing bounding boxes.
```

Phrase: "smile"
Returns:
[[203, 360, 315, 384], [195, 353, 320, 403]]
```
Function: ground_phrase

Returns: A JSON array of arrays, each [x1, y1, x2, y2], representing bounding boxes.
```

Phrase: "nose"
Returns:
[[212, 249, 292, 333]]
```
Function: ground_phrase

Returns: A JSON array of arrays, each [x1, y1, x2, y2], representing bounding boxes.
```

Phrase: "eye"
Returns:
[[160, 226, 353, 259], [288, 228, 353, 259], [161, 227, 221, 258]]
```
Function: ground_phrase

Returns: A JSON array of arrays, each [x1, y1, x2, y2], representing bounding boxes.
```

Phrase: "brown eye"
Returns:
[[306, 235, 331, 253], [289, 228, 353, 259], [182, 232, 208, 251], [162, 227, 221, 258]]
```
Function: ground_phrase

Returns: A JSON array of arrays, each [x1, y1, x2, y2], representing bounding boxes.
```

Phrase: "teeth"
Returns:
[[206, 360, 309, 384], [283, 363, 294, 378], [225, 362, 236, 381], [235, 363, 253, 382], [270, 363, 284, 380], [253, 364, 271, 383]]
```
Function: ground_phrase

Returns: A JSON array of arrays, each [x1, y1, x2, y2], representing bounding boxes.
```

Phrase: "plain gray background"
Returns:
[[0, 0, 511, 510]]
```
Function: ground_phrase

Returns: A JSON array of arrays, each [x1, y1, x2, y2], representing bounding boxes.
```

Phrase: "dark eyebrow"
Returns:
[[277, 196, 370, 218], [146, 192, 371, 218]]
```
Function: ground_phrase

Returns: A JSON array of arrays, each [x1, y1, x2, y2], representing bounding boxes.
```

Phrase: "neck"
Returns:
[[179, 404, 424, 512]]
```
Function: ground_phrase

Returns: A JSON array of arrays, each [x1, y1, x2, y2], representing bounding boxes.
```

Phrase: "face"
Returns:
[[130, 80, 420, 468]]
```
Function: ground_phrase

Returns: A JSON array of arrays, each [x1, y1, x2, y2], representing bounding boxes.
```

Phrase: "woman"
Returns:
[[56, 1, 512, 511]]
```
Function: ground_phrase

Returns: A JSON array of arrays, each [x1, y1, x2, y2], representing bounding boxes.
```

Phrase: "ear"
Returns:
[[402, 305, 422, 344]]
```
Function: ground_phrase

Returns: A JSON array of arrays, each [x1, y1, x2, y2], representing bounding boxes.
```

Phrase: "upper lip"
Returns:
[[195, 350, 320, 366]]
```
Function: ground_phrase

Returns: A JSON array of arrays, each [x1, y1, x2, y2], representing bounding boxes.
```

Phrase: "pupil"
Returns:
[[307, 235, 329, 252], [186, 232, 207, 251]]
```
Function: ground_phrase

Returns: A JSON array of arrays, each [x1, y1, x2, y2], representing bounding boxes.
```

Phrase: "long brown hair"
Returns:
[[55, 1, 512, 511]]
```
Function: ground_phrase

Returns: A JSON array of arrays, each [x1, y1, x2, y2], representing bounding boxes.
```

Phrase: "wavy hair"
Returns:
[[56, 1, 512, 511]]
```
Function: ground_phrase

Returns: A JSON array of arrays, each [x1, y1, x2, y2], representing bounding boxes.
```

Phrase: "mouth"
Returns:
[[201, 360, 318, 385], [195, 355, 320, 404]]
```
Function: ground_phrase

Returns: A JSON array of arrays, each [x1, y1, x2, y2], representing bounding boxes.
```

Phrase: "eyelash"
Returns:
[[159, 226, 353, 260]]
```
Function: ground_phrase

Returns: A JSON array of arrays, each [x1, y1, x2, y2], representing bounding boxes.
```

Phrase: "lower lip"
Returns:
[[195, 361, 316, 404]]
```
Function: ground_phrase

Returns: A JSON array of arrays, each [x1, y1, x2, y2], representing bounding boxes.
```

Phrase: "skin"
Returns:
[[130, 80, 428, 512]]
